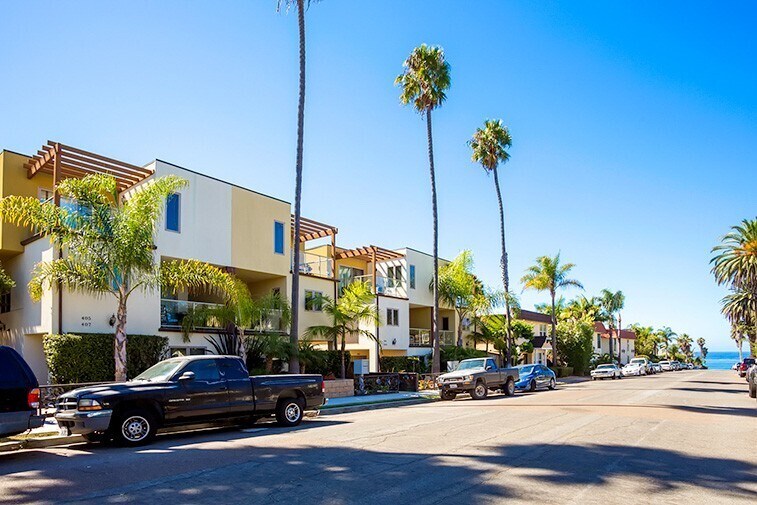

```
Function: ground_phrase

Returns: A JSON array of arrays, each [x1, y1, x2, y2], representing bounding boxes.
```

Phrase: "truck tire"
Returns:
[[470, 381, 488, 400], [114, 409, 157, 446], [503, 378, 515, 396], [276, 397, 305, 427], [528, 379, 537, 392], [440, 390, 457, 401], [749, 381, 756, 399]]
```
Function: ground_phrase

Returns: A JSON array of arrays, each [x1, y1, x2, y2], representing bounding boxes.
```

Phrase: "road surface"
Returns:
[[1, 370, 755, 504]]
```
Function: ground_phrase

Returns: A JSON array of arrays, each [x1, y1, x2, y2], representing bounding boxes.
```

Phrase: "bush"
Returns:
[[556, 319, 594, 375], [308, 350, 353, 379], [43, 333, 168, 384], [440, 346, 488, 371], [380, 355, 428, 373]]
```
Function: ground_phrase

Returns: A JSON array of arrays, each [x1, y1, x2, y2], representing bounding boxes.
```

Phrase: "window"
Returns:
[[179, 359, 221, 382], [221, 358, 249, 380], [442, 317, 450, 331], [486, 359, 497, 369], [166, 193, 181, 232], [386, 308, 399, 326], [0, 290, 10, 314], [38, 187, 53, 202], [596, 334, 601, 349], [387, 266, 402, 287], [409, 265, 416, 289], [305, 290, 323, 311], [170, 347, 206, 357], [274, 221, 285, 255], [539, 324, 547, 336]]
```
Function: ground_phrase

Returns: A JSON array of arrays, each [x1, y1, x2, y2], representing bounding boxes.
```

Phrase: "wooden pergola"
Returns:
[[24, 141, 154, 194], [335, 245, 404, 262], [291, 215, 338, 243]]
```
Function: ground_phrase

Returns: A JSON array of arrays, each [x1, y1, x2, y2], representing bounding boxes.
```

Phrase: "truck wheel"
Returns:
[[504, 378, 515, 397], [440, 390, 457, 401], [749, 381, 756, 399], [276, 397, 305, 427], [470, 381, 488, 400], [548, 378, 556, 390], [528, 380, 537, 392], [114, 409, 157, 446]]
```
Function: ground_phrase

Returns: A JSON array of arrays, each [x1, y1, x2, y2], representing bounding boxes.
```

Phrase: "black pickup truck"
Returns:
[[55, 355, 324, 445]]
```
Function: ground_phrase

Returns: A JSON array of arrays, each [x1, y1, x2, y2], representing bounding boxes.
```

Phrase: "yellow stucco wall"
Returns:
[[230, 186, 290, 276], [0, 151, 53, 258], [409, 307, 432, 328]]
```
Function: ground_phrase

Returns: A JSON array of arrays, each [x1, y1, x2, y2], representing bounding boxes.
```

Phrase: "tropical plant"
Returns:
[[521, 254, 584, 366], [278, 0, 317, 374], [677, 333, 694, 361], [468, 118, 516, 365], [0, 174, 241, 381], [535, 297, 566, 320], [564, 295, 602, 322], [696, 337, 708, 361], [731, 322, 748, 363], [630, 324, 658, 357], [0, 263, 13, 293], [305, 281, 380, 378], [598, 289, 625, 364], [656, 326, 677, 357], [435, 250, 479, 347], [556, 318, 594, 375], [396, 43, 451, 374]]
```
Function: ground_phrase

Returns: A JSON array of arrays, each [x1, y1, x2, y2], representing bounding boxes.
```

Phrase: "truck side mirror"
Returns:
[[485, 365, 493, 371], [178, 371, 195, 382]]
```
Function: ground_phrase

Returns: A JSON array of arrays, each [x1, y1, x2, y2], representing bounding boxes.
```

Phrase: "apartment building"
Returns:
[[0, 141, 457, 379], [593, 322, 636, 364], [469, 309, 554, 365]]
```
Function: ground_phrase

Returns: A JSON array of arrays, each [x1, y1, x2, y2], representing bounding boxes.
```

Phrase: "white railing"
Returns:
[[160, 299, 224, 328], [252, 308, 285, 333], [354, 274, 405, 296], [299, 251, 333, 278], [409, 328, 455, 347]]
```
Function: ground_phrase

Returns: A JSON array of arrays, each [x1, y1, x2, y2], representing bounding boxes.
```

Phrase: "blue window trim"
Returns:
[[274, 221, 285, 255], [409, 264, 416, 289], [166, 193, 181, 233]]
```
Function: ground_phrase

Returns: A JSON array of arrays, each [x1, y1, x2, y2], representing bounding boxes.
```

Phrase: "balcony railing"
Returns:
[[252, 309, 285, 333], [161, 299, 224, 328], [299, 251, 333, 278], [409, 328, 455, 347], [354, 274, 405, 296]]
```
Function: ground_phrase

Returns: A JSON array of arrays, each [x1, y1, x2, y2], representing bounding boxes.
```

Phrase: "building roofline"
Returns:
[[1, 149, 33, 158], [398, 246, 451, 263], [154, 159, 291, 205]]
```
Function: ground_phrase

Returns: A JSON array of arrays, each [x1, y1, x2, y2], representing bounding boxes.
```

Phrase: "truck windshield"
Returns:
[[132, 359, 184, 382], [456, 359, 486, 371]]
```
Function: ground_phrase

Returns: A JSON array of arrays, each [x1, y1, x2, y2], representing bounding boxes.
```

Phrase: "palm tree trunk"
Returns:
[[550, 289, 557, 367], [456, 310, 463, 347], [340, 330, 346, 379], [289, 0, 306, 375], [608, 322, 614, 362], [426, 108, 440, 375], [114, 295, 128, 382], [492, 166, 513, 366]]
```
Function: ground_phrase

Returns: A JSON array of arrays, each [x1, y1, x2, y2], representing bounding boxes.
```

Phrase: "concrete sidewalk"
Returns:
[[319, 390, 439, 415]]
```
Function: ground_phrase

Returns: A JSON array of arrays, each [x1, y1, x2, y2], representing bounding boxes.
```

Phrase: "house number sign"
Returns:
[[81, 316, 92, 327]]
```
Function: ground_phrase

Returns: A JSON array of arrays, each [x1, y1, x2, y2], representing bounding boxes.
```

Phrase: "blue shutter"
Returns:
[[274, 221, 284, 254], [166, 193, 180, 232]]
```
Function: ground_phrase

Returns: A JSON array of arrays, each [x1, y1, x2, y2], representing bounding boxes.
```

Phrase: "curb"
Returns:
[[0, 434, 83, 453], [318, 397, 438, 415]]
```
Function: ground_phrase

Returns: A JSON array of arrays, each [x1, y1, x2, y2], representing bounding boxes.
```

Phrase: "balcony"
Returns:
[[160, 299, 284, 333], [354, 274, 405, 297], [299, 251, 333, 278], [409, 328, 455, 347]]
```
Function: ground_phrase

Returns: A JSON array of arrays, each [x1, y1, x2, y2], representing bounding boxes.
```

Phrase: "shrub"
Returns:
[[380, 355, 428, 373], [440, 345, 488, 371], [43, 333, 168, 384], [556, 319, 594, 375], [308, 350, 353, 378]]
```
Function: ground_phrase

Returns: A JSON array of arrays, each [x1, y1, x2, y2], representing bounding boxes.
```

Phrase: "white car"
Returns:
[[659, 360, 672, 371], [622, 362, 644, 376], [628, 358, 649, 375], [591, 364, 623, 380]]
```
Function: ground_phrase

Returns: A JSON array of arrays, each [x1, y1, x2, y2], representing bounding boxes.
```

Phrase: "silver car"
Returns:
[[591, 364, 622, 380]]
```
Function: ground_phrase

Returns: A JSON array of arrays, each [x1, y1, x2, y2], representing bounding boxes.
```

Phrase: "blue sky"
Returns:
[[1, 1, 755, 351]]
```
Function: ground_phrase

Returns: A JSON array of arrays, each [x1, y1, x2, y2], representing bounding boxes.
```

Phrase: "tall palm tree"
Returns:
[[711, 218, 757, 290], [306, 281, 380, 378], [696, 337, 708, 361], [521, 254, 583, 366], [396, 44, 451, 374], [0, 174, 241, 381], [279, 0, 316, 374], [677, 333, 694, 361], [731, 322, 747, 363], [656, 326, 677, 358], [565, 295, 602, 322], [468, 119, 515, 364], [598, 289, 625, 364]]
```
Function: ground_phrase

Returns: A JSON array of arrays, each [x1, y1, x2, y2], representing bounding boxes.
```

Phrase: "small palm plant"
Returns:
[[396, 43, 451, 374], [0, 174, 242, 381], [522, 254, 583, 366], [306, 281, 380, 378], [0, 264, 14, 293]]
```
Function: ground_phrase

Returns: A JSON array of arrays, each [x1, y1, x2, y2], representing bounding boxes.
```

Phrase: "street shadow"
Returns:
[[672, 386, 747, 395], [2, 439, 755, 504], [667, 404, 757, 418]]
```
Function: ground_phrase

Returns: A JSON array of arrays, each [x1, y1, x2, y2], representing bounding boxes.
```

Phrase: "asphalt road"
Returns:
[[1, 370, 755, 504]]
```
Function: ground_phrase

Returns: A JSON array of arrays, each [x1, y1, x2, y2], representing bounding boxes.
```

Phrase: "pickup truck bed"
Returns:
[[56, 355, 324, 446]]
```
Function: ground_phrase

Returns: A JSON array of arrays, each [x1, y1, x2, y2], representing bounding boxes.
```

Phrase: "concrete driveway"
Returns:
[[1, 370, 755, 504]]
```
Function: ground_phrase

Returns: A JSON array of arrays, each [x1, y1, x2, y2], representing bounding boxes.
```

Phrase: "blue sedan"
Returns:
[[515, 364, 557, 392]]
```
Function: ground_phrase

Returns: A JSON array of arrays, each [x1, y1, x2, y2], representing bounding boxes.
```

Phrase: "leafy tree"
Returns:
[[564, 295, 602, 322], [511, 320, 534, 364], [598, 289, 625, 364], [278, 0, 317, 374], [556, 318, 594, 374], [435, 250, 479, 347], [0, 174, 241, 381], [521, 254, 583, 366], [630, 324, 657, 358], [677, 333, 694, 361], [0, 263, 13, 293], [396, 44, 451, 374], [305, 281, 380, 378], [656, 326, 677, 358], [535, 296, 566, 319], [468, 119, 516, 366]]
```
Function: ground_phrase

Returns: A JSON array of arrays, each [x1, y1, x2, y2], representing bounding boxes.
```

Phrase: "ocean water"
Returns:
[[697, 351, 747, 370]]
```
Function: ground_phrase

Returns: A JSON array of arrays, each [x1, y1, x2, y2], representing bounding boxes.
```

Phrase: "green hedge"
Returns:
[[307, 350, 353, 379], [440, 346, 488, 371], [43, 333, 168, 384], [380, 355, 429, 373]]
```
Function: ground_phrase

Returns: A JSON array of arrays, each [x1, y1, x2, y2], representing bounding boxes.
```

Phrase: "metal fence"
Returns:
[[353, 372, 419, 395]]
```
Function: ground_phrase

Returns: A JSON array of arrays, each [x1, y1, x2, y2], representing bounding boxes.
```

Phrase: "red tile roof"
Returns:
[[517, 310, 553, 324], [593, 321, 637, 340]]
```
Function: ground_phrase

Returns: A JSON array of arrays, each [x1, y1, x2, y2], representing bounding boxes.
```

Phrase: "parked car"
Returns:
[[591, 364, 622, 380], [514, 364, 556, 392], [659, 360, 672, 371], [670, 361, 682, 371], [747, 364, 756, 400], [686, 363, 694, 370], [1, 345, 45, 439], [738, 358, 755, 378], [622, 362, 645, 376], [438, 357, 519, 400], [55, 355, 324, 446], [650, 362, 663, 374], [628, 358, 650, 374]]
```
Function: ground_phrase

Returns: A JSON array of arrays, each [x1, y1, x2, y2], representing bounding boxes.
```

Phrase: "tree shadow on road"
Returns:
[[2, 429, 756, 504]]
